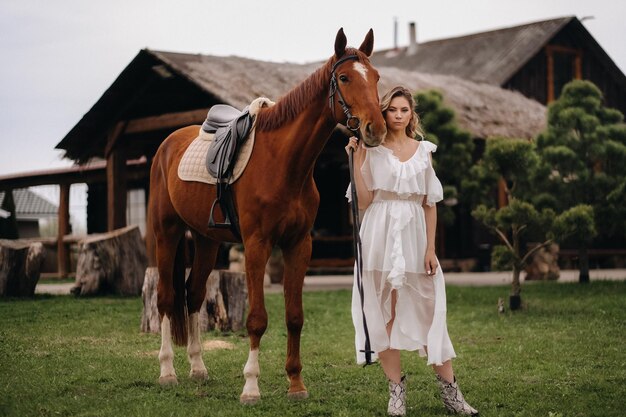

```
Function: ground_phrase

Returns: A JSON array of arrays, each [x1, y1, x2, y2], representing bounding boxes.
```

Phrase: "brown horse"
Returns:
[[148, 28, 386, 403]]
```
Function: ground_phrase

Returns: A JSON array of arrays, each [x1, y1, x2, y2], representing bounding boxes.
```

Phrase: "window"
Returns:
[[546, 45, 583, 102], [126, 189, 146, 236]]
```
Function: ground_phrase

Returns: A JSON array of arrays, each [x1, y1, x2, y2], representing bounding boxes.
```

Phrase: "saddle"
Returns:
[[202, 104, 255, 241], [203, 104, 254, 178]]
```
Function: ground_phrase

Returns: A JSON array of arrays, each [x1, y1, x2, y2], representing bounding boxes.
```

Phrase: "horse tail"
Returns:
[[170, 236, 188, 346]]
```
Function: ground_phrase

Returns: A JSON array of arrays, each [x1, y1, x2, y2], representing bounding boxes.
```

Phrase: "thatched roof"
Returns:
[[152, 50, 546, 139], [57, 49, 547, 161], [371, 17, 573, 85]]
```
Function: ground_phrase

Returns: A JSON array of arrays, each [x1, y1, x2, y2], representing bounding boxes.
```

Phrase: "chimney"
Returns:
[[407, 22, 418, 55], [393, 17, 398, 50]]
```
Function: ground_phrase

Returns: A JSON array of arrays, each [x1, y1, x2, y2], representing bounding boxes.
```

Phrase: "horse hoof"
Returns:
[[240, 394, 260, 405], [189, 369, 208, 381], [287, 390, 309, 400], [158, 375, 178, 386]]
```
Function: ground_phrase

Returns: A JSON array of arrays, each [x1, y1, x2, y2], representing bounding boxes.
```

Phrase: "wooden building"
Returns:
[[46, 49, 546, 269], [371, 16, 626, 114]]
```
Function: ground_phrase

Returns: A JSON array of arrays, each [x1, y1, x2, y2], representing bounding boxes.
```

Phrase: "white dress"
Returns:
[[346, 140, 456, 366]]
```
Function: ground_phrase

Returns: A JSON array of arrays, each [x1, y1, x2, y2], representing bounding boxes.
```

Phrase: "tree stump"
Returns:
[[0, 240, 45, 297], [140, 267, 160, 333], [73, 225, 147, 296], [525, 243, 560, 281], [228, 244, 272, 287], [140, 268, 247, 334], [200, 270, 248, 332]]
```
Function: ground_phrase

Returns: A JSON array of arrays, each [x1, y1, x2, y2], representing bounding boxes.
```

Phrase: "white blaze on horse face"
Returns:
[[353, 62, 368, 81], [159, 316, 177, 381], [240, 349, 261, 402]]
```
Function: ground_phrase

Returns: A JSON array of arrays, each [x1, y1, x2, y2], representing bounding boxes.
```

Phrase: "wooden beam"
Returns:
[[104, 121, 128, 158], [546, 44, 579, 54], [107, 148, 127, 231], [124, 109, 209, 134], [0, 159, 149, 190], [546, 47, 555, 103], [575, 50, 583, 80], [57, 183, 70, 278]]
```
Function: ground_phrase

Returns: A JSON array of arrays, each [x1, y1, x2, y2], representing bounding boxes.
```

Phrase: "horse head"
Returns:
[[329, 28, 386, 147]]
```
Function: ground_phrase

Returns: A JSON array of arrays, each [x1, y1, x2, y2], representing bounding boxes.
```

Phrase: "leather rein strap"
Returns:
[[348, 146, 374, 366], [334, 56, 374, 364]]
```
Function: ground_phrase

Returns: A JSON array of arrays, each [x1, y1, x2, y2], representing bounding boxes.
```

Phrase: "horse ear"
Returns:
[[334, 28, 347, 58], [359, 29, 374, 56]]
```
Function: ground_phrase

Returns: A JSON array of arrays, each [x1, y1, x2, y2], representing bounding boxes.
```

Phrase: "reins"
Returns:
[[332, 55, 374, 365], [348, 144, 374, 366]]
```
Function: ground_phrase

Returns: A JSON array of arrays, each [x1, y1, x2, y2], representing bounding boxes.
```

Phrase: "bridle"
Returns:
[[328, 54, 362, 133], [332, 54, 375, 365]]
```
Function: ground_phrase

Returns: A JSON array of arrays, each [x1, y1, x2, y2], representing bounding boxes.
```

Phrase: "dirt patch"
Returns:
[[203, 340, 235, 351]]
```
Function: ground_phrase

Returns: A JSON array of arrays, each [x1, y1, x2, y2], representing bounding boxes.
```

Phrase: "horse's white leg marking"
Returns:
[[353, 62, 368, 81], [187, 312, 208, 380], [240, 349, 261, 404], [158, 316, 178, 385]]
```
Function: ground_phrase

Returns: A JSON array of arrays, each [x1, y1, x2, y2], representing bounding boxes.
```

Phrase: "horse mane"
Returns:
[[256, 48, 364, 132]]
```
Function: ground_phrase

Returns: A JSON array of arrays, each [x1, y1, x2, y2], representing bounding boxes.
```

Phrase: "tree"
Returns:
[[415, 90, 474, 226], [467, 137, 594, 310], [533, 80, 626, 283]]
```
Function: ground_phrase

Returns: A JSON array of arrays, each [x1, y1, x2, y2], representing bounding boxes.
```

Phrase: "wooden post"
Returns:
[[546, 46, 554, 103], [106, 123, 127, 231], [574, 50, 583, 80], [57, 183, 70, 278]]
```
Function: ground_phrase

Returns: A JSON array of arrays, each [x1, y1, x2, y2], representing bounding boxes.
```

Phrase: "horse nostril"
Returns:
[[365, 123, 372, 136]]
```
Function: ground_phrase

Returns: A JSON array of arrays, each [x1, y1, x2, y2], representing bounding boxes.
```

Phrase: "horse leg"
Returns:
[[281, 236, 311, 399], [155, 226, 186, 386], [240, 240, 272, 404], [185, 234, 220, 381]]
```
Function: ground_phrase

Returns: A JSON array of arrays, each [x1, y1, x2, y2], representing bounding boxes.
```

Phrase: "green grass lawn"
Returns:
[[0, 281, 624, 417]]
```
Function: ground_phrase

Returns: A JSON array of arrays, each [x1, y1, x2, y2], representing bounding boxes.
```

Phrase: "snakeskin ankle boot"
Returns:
[[435, 374, 479, 416], [387, 376, 406, 416]]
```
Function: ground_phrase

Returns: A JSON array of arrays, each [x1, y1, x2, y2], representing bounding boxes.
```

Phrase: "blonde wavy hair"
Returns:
[[380, 86, 424, 139]]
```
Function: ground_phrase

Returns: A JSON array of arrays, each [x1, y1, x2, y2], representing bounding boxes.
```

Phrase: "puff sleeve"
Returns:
[[421, 141, 444, 206]]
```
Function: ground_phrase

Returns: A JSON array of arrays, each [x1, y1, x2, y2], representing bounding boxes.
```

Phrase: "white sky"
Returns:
[[0, 0, 624, 178]]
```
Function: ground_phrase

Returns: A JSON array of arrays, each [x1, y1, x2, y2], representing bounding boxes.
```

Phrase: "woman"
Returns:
[[345, 86, 478, 416]]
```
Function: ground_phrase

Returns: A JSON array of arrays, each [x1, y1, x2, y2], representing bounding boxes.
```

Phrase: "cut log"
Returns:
[[73, 225, 147, 296], [0, 240, 46, 297], [525, 243, 560, 281], [140, 267, 160, 333], [141, 268, 247, 334], [200, 270, 248, 332]]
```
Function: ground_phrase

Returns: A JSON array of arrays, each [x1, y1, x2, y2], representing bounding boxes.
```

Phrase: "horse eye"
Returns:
[[339, 75, 348, 82]]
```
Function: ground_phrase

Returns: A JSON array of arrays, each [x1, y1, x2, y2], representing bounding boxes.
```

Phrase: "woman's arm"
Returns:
[[345, 137, 373, 210], [422, 202, 438, 275], [422, 152, 439, 275]]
